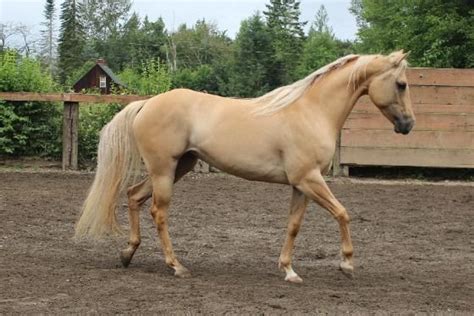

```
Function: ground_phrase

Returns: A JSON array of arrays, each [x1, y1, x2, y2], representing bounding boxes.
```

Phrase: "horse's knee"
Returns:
[[335, 209, 350, 224]]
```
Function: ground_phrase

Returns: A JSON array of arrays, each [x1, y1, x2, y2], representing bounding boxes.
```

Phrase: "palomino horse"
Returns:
[[75, 51, 415, 283]]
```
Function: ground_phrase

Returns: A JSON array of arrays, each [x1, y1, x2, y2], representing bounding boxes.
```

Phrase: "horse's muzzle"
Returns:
[[394, 117, 415, 135]]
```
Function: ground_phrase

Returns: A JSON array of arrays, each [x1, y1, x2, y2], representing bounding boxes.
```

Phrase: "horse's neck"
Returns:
[[304, 64, 368, 136]]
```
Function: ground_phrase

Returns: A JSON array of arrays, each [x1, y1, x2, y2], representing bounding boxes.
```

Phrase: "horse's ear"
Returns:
[[389, 50, 409, 66]]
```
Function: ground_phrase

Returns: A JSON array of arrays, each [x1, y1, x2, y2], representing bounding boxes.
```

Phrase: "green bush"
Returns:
[[171, 65, 219, 93], [78, 102, 123, 164], [119, 58, 171, 95], [0, 50, 61, 158]]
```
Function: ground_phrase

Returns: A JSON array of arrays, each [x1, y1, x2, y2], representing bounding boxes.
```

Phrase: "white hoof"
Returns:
[[339, 261, 354, 278], [285, 274, 303, 283], [174, 266, 191, 278]]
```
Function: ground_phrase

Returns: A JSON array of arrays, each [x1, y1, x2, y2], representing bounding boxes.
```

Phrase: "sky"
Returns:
[[0, 0, 358, 47]]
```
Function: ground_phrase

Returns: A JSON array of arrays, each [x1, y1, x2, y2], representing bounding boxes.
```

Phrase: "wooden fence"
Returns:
[[336, 68, 474, 175], [1, 67, 473, 173], [0, 92, 149, 170]]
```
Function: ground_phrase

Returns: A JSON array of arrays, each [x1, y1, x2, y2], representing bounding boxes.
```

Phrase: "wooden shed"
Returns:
[[73, 59, 125, 94]]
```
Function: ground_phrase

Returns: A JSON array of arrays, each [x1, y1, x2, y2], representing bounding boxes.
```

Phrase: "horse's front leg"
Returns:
[[279, 187, 309, 283], [296, 169, 354, 277]]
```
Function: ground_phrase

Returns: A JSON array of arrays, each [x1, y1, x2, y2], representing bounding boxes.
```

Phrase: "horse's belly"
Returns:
[[192, 147, 289, 184]]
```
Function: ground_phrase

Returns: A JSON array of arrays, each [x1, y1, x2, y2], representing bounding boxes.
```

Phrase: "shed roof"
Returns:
[[72, 60, 126, 89], [96, 63, 126, 87]]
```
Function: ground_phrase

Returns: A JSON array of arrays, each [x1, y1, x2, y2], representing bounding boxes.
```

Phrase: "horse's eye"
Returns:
[[397, 81, 407, 90]]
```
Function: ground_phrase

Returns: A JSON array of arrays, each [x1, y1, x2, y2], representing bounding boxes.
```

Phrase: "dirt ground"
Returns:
[[1, 171, 473, 314]]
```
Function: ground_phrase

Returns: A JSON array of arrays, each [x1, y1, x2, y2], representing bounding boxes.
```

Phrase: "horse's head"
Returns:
[[366, 50, 415, 135]]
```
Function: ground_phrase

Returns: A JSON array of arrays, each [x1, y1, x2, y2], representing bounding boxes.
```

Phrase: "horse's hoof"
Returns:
[[174, 267, 192, 278], [339, 261, 354, 278], [285, 274, 303, 284], [120, 251, 132, 268]]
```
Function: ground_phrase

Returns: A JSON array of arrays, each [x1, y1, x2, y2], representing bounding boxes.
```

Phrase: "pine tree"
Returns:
[[263, 0, 307, 86], [298, 5, 339, 77], [58, 0, 86, 84], [40, 0, 57, 75], [227, 13, 274, 97], [310, 5, 333, 35]]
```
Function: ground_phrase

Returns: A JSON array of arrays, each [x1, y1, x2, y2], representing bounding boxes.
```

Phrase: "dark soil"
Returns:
[[1, 172, 473, 314]]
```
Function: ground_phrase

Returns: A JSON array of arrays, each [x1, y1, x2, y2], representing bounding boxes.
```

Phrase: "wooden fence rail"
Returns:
[[0, 92, 150, 170], [1, 67, 473, 173]]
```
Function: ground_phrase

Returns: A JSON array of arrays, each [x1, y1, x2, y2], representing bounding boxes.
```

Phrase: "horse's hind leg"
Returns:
[[120, 153, 197, 268], [150, 169, 191, 278], [120, 178, 152, 267], [279, 187, 309, 283]]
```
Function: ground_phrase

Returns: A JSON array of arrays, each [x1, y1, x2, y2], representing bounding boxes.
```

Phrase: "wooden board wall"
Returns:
[[340, 68, 474, 168]]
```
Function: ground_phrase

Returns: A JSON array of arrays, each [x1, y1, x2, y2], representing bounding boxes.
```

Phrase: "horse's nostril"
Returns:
[[394, 117, 414, 135]]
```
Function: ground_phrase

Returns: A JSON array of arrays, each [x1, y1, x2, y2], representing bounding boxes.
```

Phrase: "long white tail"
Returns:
[[75, 100, 147, 239]]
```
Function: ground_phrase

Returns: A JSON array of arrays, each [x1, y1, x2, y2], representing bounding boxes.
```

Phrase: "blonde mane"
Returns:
[[252, 54, 360, 115]]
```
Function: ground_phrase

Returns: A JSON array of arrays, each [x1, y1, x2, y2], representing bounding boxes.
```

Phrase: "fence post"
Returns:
[[62, 102, 79, 170], [332, 132, 349, 176]]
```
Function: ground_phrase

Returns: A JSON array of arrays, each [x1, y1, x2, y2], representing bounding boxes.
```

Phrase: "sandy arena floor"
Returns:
[[1, 171, 473, 314]]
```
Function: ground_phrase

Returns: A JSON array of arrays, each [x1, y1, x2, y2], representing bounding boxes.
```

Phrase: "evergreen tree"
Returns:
[[311, 4, 332, 34], [264, 0, 307, 86], [297, 5, 339, 76], [58, 0, 86, 84], [139, 16, 168, 67], [226, 13, 274, 97], [39, 0, 57, 75]]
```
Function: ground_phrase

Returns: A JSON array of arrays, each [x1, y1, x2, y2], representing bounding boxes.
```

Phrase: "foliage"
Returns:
[[78, 102, 122, 163], [0, 50, 61, 157], [172, 64, 221, 94], [350, 0, 474, 68], [169, 20, 233, 71], [297, 5, 340, 77], [119, 58, 171, 95], [225, 13, 273, 97]]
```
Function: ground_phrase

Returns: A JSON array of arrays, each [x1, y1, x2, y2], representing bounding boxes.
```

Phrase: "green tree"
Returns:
[[39, 0, 57, 75], [58, 0, 86, 84], [137, 16, 168, 67], [297, 5, 340, 76], [226, 13, 274, 97], [350, 0, 474, 68], [170, 20, 232, 70], [264, 0, 307, 86], [81, 0, 131, 41], [169, 20, 233, 94], [80, 0, 133, 70]]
